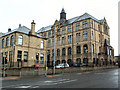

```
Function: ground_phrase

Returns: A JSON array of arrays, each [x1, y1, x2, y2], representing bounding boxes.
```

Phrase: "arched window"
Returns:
[[83, 58, 88, 64], [62, 60, 66, 64], [67, 59, 73, 66], [83, 44, 88, 53], [10, 35, 14, 46], [57, 49, 60, 56], [56, 60, 60, 65], [68, 47, 71, 55], [18, 35, 23, 45], [6, 37, 9, 47], [76, 46, 81, 54], [62, 48, 66, 56], [76, 58, 81, 64]]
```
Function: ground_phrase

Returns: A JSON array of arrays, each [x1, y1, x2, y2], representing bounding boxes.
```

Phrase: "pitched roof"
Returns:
[[37, 25, 52, 33], [0, 26, 43, 38], [0, 26, 30, 38], [37, 12, 103, 33]]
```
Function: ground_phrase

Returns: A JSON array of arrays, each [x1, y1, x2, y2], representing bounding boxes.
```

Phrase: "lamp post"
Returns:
[[53, 25, 56, 74], [45, 51, 48, 76]]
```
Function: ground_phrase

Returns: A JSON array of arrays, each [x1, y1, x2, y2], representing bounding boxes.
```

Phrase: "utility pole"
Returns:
[[53, 25, 56, 74]]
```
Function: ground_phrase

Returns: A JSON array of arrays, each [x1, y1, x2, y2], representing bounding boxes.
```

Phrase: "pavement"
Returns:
[[2, 74, 63, 80]]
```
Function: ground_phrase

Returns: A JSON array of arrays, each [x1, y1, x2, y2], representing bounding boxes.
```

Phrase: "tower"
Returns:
[[60, 8, 66, 23]]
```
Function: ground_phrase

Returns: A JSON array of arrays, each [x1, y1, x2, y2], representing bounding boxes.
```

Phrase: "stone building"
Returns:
[[0, 21, 46, 68], [0, 8, 114, 68], [37, 8, 114, 67]]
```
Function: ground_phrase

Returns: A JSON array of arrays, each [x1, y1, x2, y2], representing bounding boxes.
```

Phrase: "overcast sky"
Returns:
[[0, 0, 119, 56]]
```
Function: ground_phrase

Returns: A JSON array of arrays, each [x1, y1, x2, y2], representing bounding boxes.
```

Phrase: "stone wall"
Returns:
[[3, 66, 118, 77]]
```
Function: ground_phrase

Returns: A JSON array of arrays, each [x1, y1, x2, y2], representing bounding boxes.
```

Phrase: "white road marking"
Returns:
[[31, 85, 40, 88], [94, 73, 106, 74], [77, 73, 82, 75], [15, 85, 31, 88], [42, 79, 77, 85]]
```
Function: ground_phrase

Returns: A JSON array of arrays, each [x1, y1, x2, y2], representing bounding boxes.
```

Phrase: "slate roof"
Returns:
[[0, 26, 43, 38], [37, 25, 52, 33], [37, 12, 104, 33]]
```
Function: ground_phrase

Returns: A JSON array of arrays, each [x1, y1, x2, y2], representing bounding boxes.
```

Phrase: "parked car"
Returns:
[[80, 63, 88, 67], [55, 63, 69, 68], [73, 63, 80, 67]]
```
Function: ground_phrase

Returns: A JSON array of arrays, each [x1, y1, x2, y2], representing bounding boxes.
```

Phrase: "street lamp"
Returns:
[[53, 25, 56, 74], [45, 51, 48, 76]]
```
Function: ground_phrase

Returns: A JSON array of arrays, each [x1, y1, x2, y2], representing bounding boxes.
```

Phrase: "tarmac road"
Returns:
[[1, 68, 120, 89]]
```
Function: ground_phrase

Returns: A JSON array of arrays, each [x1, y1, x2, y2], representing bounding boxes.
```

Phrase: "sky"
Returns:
[[0, 0, 119, 56]]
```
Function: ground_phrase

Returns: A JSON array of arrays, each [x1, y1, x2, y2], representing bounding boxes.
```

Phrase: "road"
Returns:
[[1, 68, 120, 89]]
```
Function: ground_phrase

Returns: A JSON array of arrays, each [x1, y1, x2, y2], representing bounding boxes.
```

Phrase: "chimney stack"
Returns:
[[30, 20, 36, 35], [8, 28, 11, 32], [19, 24, 21, 28]]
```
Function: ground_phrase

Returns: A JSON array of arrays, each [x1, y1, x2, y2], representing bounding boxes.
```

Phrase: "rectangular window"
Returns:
[[57, 27, 61, 35], [36, 53, 39, 63], [48, 40, 51, 47], [48, 32, 51, 38], [76, 33, 80, 42], [40, 54, 44, 64], [68, 26, 72, 33], [76, 23, 80, 31], [62, 27, 66, 34], [18, 35, 23, 45], [77, 46, 81, 54], [92, 31, 93, 40], [44, 33, 46, 38], [41, 40, 44, 49], [2, 39, 4, 48], [10, 35, 14, 46], [83, 21, 87, 29], [6, 37, 9, 47], [68, 35, 71, 44], [92, 44, 94, 53], [17, 51, 22, 61], [98, 25, 100, 31], [62, 36, 66, 44], [91, 21, 93, 28], [52, 38, 54, 46], [57, 37, 60, 45], [83, 31, 87, 40], [24, 51, 28, 62]]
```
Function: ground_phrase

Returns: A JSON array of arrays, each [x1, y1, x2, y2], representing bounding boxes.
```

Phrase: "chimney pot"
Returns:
[[19, 24, 21, 28], [8, 28, 11, 32]]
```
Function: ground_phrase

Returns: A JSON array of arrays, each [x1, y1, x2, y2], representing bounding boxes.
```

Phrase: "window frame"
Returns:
[[18, 35, 23, 45]]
